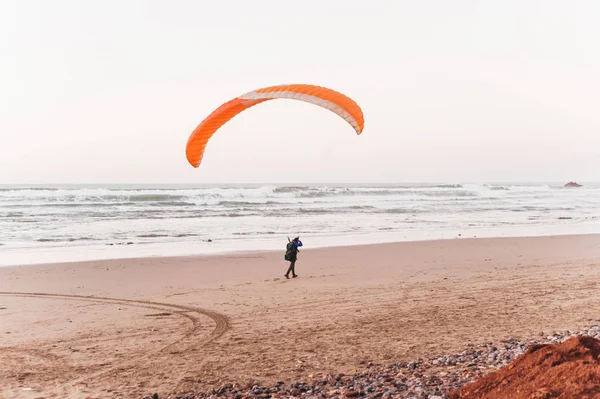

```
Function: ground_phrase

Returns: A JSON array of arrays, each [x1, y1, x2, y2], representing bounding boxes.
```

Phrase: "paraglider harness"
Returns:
[[284, 237, 299, 261]]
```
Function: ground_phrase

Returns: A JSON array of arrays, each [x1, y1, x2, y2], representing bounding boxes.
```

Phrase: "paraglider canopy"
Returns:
[[185, 84, 365, 168]]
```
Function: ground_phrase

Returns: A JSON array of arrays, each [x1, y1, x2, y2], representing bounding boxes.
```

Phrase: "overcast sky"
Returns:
[[1, 0, 598, 184]]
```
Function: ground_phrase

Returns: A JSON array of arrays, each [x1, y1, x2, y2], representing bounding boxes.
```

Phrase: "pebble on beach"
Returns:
[[142, 325, 600, 399]]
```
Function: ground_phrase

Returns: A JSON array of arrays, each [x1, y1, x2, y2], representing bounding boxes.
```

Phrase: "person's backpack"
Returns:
[[284, 241, 295, 261]]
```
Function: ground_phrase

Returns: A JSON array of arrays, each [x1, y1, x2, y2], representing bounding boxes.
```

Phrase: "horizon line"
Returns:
[[0, 180, 595, 186]]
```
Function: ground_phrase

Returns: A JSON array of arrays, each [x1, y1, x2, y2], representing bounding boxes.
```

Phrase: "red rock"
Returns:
[[447, 336, 600, 399]]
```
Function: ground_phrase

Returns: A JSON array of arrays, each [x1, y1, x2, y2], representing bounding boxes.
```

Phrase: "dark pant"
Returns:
[[285, 258, 297, 277]]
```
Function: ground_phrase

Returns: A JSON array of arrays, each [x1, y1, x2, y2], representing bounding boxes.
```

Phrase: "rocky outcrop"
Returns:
[[564, 181, 582, 188]]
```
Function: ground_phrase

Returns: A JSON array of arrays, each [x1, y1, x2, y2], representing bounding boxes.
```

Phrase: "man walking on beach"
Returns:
[[285, 236, 303, 279]]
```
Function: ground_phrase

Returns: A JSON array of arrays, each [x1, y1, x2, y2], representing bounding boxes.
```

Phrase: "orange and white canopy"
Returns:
[[185, 84, 364, 168]]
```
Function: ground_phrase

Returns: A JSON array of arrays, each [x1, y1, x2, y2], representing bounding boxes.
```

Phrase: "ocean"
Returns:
[[1, 183, 599, 266]]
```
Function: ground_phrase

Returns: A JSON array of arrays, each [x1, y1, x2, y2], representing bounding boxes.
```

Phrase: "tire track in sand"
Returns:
[[0, 291, 229, 396]]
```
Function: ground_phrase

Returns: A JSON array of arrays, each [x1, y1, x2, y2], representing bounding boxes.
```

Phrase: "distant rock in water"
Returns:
[[447, 336, 600, 399], [564, 181, 582, 188]]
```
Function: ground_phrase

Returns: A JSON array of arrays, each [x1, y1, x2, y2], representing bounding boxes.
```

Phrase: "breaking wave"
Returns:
[[1, 182, 599, 254]]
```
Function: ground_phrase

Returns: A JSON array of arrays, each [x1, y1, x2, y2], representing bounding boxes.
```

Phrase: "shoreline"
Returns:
[[2, 225, 600, 268], [2, 234, 600, 398], [2, 231, 600, 270]]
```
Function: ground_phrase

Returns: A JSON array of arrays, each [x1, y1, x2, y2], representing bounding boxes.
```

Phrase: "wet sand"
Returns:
[[1, 234, 600, 399]]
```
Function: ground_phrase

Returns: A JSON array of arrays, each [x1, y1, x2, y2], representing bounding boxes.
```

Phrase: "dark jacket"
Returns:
[[286, 240, 303, 260]]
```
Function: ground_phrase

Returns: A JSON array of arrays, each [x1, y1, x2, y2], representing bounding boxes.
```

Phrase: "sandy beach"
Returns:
[[2, 234, 600, 398]]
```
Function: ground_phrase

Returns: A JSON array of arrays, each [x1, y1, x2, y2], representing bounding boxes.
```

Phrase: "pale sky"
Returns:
[[1, 0, 598, 184]]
